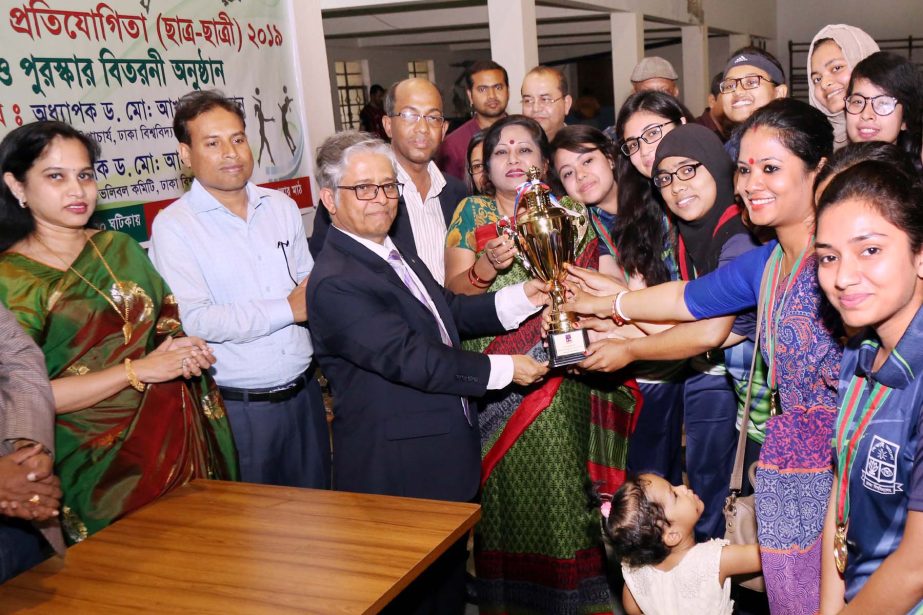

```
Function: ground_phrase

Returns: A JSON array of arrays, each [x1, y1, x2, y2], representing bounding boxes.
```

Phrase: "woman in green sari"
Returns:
[[0, 121, 238, 545], [445, 115, 640, 614]]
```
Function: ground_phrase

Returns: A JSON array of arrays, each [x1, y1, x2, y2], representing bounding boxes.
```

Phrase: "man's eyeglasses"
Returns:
[[844, 94, 899, 116], [652, 163, 704, 189], [390, 110, 445, 126], [718, 75, 776, 94], [620, 121, 675, 157], [520, 96, 564, 109], [337, 182, 404, 200]]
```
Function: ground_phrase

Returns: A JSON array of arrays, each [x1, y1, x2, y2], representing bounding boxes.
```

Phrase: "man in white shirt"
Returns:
[[149, 90, 329, 489], [309, 78, 467, 284]]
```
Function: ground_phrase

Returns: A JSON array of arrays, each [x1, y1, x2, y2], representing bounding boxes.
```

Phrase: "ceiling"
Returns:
[[320, 1, 702, 53]]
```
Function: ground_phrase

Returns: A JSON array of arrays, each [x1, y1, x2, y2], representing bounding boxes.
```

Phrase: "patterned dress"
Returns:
[[446, 195, 641, 614], [0, 231, 238, 544], [755, 253, 841, 615], [685, 244, 842, 615]]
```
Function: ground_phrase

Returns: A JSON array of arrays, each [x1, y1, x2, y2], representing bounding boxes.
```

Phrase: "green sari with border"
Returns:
[[446, 196, 641, 615], [0, 231, 238, 545]]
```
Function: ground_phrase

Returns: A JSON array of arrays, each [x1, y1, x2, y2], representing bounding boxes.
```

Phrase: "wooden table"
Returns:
[[0, 480, 480, 614]]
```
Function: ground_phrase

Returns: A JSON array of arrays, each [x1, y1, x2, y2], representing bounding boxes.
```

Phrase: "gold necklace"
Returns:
[[33, 231, 135, 345]]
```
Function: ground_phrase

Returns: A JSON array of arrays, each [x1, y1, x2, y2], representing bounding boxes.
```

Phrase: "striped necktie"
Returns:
[[387, 250, 472, 425]]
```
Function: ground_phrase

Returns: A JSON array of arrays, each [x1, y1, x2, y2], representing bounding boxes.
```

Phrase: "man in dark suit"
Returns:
[[309, 77, 468, 279], [308, 132, 548, 614]]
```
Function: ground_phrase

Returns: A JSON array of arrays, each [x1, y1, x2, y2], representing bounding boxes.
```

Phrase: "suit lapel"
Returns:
[[397, 244, 461, 346], [388, 197, 418, 255], [328, 229, 456, 343]]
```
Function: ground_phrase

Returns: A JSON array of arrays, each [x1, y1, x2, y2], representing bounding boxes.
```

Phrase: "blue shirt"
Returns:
[[149, 180, 313, 388], [836, 306, 923, 606], [684, 241, 777, 319]]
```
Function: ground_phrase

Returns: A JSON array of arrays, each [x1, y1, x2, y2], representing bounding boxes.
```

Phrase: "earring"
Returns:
[[17, 197, 26, 209]]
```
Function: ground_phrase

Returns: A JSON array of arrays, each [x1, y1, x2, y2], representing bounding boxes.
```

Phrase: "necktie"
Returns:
[[387, 250, 472, 424]]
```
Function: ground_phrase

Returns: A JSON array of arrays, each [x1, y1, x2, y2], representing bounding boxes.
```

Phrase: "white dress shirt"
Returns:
[[333, 226, 540, 389], [396, 161, 449, 285], [149, 180, 313, 389]]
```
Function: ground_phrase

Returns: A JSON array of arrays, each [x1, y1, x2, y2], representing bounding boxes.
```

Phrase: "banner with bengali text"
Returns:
[[0, 0, 312, 243]]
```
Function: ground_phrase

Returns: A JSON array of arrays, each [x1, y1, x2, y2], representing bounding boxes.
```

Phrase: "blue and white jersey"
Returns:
[[836, 305, 923, 608]]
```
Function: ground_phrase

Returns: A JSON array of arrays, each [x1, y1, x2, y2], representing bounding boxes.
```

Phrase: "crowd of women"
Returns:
[[443, 23, 923, 615], [2, 19, 923, 615]]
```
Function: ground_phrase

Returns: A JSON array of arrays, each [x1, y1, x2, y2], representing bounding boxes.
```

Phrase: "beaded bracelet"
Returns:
[[124, 358, 146, 392]]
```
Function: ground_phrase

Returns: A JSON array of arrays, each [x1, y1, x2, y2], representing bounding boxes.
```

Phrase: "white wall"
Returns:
[[775, 0, 923, 86], [705, 0, 776, 39]]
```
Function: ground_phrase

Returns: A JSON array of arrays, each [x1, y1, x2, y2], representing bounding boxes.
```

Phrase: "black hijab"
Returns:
[[653, 123, 748, 277]]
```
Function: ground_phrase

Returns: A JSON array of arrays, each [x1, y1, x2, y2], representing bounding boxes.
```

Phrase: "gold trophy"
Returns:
[[506, 166, 589, 368]]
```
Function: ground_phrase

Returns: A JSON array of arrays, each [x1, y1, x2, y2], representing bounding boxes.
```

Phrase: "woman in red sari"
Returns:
[[0, 121, 238, 544], [445, 115, 639, 614]]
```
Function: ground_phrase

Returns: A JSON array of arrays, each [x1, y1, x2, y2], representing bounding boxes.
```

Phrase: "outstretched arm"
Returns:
[[719, 543, 762, 584], [578, 315, 735, 372]]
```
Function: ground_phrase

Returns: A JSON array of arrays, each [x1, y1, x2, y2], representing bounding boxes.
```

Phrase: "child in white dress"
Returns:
[[601, 474, 761, 615]]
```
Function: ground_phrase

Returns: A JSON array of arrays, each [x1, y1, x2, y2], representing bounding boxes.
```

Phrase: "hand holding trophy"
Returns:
[[501, 166, 589, 368]]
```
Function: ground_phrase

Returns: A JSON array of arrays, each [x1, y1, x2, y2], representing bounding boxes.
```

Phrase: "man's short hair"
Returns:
[[465, 60, 509, 90], [523, 65, 569, 97], [314, 130, 396, 202], [173, 90, 245, 145], [369, 84, 384, 96], [383, 78, 443, 117], [710, 72, 723, 98]]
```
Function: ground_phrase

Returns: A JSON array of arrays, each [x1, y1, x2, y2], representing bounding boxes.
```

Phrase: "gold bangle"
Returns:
[[124, 358, 146, 392]]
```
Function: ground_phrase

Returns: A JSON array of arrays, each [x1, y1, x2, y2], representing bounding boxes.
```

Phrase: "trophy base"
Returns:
[[548, 328, 590, 368]]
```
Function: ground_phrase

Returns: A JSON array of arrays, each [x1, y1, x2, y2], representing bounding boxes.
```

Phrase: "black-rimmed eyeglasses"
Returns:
[[718, 75, 776, 94], [652, 163, 704, 189], [620, 121, 675, 157], [337, 182, 404, 200], [844, 94, 899, 116]]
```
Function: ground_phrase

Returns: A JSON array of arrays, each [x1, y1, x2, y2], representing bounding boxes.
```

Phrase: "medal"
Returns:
[[834, 523, 848, 574], [833, 376, 892, 576]]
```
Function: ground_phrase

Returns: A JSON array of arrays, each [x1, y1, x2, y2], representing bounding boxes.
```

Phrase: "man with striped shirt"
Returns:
[[310, 78, 467, 281]]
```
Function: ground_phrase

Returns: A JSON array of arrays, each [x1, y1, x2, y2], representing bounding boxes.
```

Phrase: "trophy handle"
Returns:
[[497, 215, 533, 273]]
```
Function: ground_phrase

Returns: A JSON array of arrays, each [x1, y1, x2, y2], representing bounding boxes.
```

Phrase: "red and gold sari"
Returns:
[[0, 231, 238, 544]]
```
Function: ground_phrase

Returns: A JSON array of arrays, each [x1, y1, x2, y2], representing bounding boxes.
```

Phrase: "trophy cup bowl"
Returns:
[[512, 168, 589, 368]]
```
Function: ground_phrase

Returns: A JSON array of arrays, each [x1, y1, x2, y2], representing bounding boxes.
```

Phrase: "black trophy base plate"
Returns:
[[548, 328, 589, 368]]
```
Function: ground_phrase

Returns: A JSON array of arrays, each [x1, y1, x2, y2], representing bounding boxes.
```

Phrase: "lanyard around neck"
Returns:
[[761, 241, 812, 394], [834, 373, 892, 525], [589, 208, 629, 284]]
